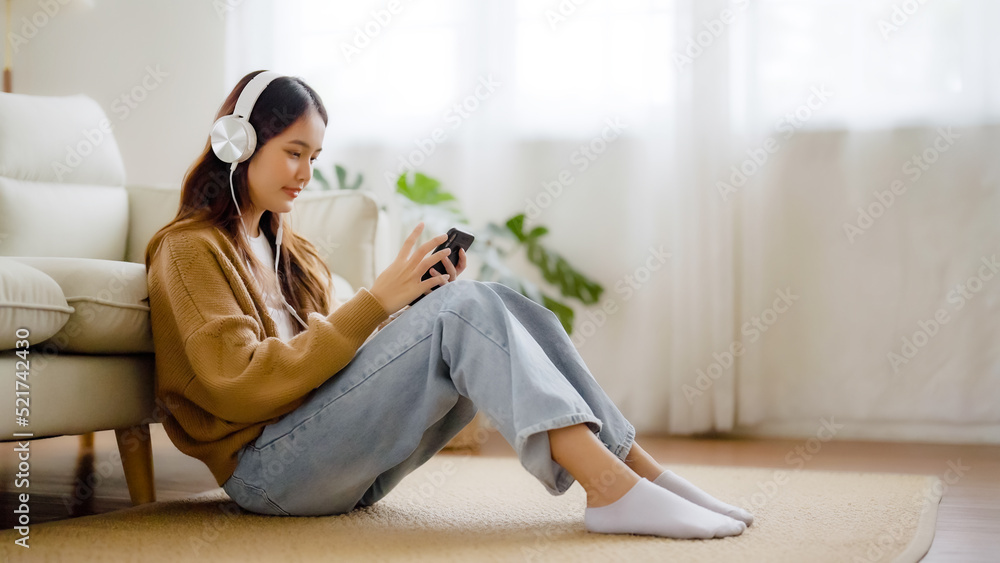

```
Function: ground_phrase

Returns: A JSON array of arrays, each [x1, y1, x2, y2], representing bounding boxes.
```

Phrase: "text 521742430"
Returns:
[[11, 327, 33, 549]]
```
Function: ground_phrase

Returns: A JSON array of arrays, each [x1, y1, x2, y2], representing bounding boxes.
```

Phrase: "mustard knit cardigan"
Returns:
[[145, 226, 390, 485]]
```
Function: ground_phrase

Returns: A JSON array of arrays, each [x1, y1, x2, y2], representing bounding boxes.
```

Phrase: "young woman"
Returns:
[[144, 70, 752, 539]]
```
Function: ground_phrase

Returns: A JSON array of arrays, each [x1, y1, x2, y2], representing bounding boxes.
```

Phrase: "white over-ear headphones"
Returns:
[[209, 71, 309, 332], [211, 71, 283, 240], [211, 70, 283, 165], [209, 71, 285, 257]]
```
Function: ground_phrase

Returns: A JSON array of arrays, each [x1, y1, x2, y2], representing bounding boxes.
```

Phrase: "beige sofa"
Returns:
[[0, 92, 393, 505]]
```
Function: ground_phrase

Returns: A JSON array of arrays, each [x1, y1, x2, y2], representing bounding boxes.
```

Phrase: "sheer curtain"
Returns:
[[225, 0, 1000, 442], [733, 0, 1000, 443]]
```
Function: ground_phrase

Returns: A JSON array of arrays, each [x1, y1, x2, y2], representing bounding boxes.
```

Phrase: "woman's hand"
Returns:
[[429, 246, 467, 282], [369, 222, 453, 314]]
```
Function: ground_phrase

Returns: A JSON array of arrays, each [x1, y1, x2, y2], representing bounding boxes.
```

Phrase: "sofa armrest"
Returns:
[[125, 185, 387, 294], [374, 205, 393, 278], [287, 190, 385, 292]]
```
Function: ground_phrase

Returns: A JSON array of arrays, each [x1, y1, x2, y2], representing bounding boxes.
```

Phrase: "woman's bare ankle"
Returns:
[[548, 424, 643, 508], [624, 441, 666, 481], [585, 470, 641, 508]]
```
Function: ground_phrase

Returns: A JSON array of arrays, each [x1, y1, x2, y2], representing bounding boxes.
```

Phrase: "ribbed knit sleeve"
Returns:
[[155, 231, 390, 424]]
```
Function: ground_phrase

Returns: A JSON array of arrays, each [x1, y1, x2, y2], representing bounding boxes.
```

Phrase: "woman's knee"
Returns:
[[442, 279, 500, 305], [443, 278, 481, 293], [436, 280, 510, 321]]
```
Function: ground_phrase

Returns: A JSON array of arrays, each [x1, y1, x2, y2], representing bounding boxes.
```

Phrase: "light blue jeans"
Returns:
[[222, 280, 636, 516]]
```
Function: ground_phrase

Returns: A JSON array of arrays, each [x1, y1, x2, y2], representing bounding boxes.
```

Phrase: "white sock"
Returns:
[[653, 469, 754, 526], [584, 478, 746, 539]]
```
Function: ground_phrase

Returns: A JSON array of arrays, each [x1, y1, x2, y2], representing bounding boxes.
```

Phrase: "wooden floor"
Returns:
[[1, 425, 997, 562]]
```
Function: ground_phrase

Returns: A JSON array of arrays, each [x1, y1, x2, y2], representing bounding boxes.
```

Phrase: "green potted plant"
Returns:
[[311, 167, 602, 334]]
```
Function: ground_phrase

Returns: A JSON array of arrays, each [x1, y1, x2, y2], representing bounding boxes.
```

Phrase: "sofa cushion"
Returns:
[[8, 257, 152, 354], [125, 184, 182, 265], [0, 178, 129, 260], [0, 258, 73, 350], [0, 93, 126, 186], [0, 93, 129, 261], [330, 272, 356, 301]]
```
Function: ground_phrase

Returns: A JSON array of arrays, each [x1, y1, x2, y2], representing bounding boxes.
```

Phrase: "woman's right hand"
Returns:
[[369, 222, 452, 314]]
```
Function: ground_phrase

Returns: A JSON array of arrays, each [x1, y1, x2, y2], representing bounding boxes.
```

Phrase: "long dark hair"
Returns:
[[145, 70, 333, 335]]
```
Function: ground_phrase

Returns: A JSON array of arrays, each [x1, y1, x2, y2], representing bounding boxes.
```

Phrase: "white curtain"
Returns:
[[225, 0, 1000, 443], [733, 1, 1000, 443]]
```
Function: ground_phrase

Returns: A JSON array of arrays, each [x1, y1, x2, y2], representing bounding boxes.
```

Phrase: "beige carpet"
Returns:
[[0, 455, 941, 562]]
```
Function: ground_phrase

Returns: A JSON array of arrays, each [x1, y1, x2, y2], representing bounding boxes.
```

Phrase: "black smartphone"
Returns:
[[409, 227, 475, 306]]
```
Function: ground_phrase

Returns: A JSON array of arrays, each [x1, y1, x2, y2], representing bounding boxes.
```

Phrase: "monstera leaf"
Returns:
[[335, 168, 605, 336], [396, 172, 460, 207], [312, 168, 330, 190], [335, 165, 364, 190], [506, 214, 603, 305]]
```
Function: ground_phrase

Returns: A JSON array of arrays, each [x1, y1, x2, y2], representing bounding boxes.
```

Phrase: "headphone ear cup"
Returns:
[[211, 115, 258, 163]]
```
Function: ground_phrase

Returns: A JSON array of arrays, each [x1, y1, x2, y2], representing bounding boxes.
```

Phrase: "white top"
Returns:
[[247, 230, 297, 342]]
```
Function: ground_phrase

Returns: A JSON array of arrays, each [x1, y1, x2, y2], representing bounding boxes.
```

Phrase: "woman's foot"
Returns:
[[624, 442, 754, 526], [584, 478, 747, 539], [548, 427, 746, 538], [653, 469, 754, 527]]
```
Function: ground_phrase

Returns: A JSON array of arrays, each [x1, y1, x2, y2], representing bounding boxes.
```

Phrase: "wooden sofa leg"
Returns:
[[115, 424, 156, 505]]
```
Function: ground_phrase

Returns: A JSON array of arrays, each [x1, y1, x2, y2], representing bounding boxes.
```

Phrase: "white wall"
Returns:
[[2, 0, 228, 187]]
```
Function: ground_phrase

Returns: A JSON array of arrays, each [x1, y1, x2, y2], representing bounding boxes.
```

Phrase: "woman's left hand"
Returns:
[[430, 248, 467, 282]]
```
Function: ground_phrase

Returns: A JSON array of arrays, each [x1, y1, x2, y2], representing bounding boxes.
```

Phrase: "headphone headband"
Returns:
[[233, 70, 282, 119]]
